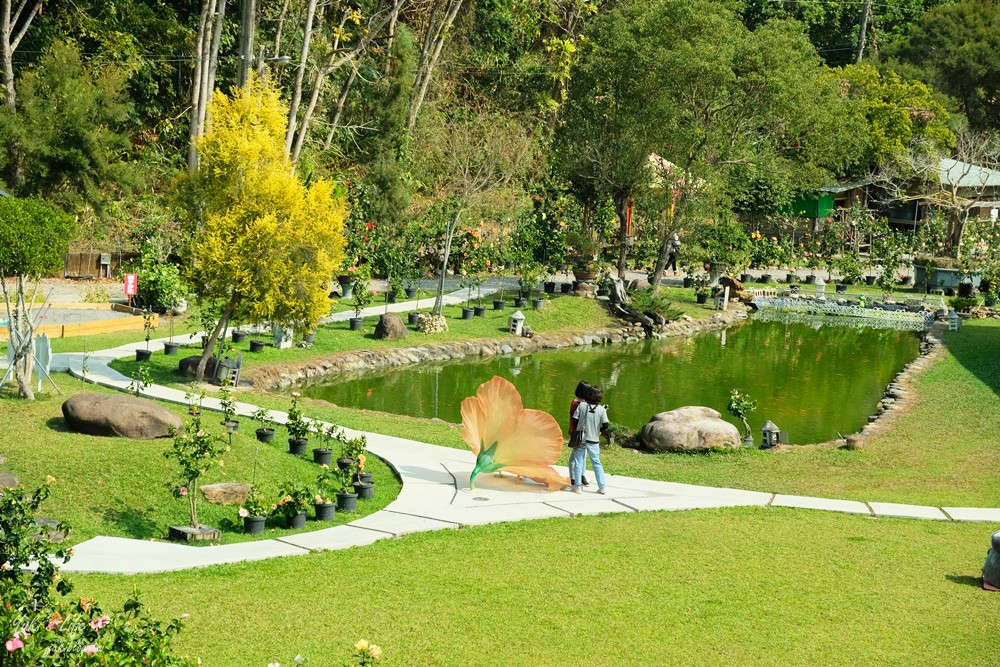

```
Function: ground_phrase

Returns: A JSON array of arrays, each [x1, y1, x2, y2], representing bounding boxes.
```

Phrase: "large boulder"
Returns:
[[201, 482, 251, 506], [984, 531, 1000, 590], [639, 406, 741, 452], [374, 313, 408, 340], [179, 355, 218, 379], [0, 471, 19, 489], [62, 393, 183, 439]]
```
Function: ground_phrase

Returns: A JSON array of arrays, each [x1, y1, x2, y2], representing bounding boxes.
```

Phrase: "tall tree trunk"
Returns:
[[407, 0, 463, 131], [433, 207, 463, 316], [322, 67, 359, 150], [195, 294, 239, 382], [613, 194, 629, 278], [187, 0, 212, 173], [272, 0, 291, 57], [285, 0, 319, 157], [0, 0, 43, 112]]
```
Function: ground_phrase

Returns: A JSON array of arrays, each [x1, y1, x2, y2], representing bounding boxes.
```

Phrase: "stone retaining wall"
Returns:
[[247, 307, 749, 391]]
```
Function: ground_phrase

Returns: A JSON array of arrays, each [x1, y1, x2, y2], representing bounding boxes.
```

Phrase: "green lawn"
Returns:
[[0, 375, 400, 545], [75, 507, 1000, 666]]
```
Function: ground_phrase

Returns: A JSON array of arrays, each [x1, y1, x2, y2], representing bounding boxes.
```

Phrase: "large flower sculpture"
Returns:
[[461, 376, 569, 490]]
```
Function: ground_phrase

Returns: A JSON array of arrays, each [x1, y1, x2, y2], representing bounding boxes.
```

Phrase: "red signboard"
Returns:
[[124, 274, 138, 296]]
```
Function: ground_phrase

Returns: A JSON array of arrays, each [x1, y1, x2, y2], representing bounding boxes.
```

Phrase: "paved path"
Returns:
[[4, 288, 998, 574]]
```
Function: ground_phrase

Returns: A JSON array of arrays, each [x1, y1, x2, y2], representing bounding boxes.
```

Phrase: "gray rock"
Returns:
[[201, 482, 251, 506], [0, 471, 19, 488], [984, 531, 1000, 589], [62, 393, 183, 439], [178, 355, 218, 378], [374, 313, 408, 340], [639, 406, 741, 452], [32, 517, 67, 543]]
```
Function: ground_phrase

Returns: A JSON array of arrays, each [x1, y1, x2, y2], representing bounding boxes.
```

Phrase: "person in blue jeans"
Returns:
[[570, 385, 609, 494]]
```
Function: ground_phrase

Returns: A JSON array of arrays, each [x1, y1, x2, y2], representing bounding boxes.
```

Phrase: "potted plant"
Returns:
[[184, 381, 202, 416], [218, 381, 239, 433], [727, 388, 757, 448], [274, 481, 312, 529], [238, 485, 268, 534], [163, 303, 181, 356], [314, 465, 338, 521], [312, 423, 338, 466], [164, 414, 225, 541], [353, 453, 374, 500], [692, 274, 711, 304], [336, 463, 359, 512], [136, 309, 155, 362], [532, 293, 547, 310], [286, 391, 311, 455], [350, 266, 374, 330], [251, 407, 275, 443], [338, 433, 366, 470], [337, 264, 356, 299]]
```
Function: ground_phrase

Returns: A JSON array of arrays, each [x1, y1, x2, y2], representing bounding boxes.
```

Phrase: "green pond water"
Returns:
[[298, 318, 921, 444]]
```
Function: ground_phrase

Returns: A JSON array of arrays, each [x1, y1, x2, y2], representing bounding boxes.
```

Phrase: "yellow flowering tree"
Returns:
[[180, 77, 346, 380]]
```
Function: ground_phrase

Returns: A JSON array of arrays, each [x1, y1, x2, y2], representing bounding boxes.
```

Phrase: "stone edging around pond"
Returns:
[[246, 307, 750, 391], [797, 326, 944, 452]]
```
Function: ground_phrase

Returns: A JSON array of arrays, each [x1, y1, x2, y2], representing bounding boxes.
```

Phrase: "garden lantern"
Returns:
[[946, 310, 962, 331], [509, 310, 525, 336], [814, 277, 826, 293], [761, 420, 781, 449]]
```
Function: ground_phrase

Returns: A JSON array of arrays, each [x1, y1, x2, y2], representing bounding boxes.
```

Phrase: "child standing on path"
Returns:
[[570, 386, 609, 494], [569, 381, 591, 486]]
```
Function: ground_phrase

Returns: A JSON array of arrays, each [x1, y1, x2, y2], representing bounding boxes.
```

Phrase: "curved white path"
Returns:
[[5, 289, 998, 574]]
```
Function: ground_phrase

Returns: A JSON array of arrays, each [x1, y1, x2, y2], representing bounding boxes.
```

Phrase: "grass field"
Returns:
[[75, 507, 1000, 666]]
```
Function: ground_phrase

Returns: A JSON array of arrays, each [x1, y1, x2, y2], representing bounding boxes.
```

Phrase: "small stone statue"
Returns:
[[984, 530, 1000, 591]]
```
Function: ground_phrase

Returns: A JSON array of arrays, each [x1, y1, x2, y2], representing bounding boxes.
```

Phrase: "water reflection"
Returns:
[[299, 319, 920, 444]]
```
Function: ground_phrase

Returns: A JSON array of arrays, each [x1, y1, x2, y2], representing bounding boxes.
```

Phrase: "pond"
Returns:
[[297, 318, 921, 444]]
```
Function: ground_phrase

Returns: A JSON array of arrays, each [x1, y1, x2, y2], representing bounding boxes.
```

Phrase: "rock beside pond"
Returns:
[[201, 482, 251, 506], [639, 406, 741, 452], [375, 313, 408, 340], [62, 393, 183, 439], [0, 471, 19, 489], [179, 355, 218, 378]]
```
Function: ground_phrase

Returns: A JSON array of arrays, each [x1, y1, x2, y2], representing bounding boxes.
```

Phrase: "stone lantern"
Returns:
[[814, 277, 826, 293], [761, 420, 781, 449], [508, 310, 525, 336]]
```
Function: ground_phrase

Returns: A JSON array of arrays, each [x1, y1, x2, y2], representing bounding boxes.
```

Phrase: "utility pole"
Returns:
[[855, 0, 872, 64], [237, 0, 256, 86]]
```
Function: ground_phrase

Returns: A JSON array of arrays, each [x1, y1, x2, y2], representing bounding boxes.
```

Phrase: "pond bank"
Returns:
[[246, 306, 750, 391]]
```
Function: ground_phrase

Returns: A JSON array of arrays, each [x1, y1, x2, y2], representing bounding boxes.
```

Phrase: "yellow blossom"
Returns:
[[355, 639, 370, 651]]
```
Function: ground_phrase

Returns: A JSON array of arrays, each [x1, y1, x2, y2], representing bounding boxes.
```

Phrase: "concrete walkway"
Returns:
[[4, 288, 998, 575]]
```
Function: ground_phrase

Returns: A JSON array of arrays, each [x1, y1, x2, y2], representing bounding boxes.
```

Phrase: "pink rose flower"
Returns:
[[238, 508, 248, 518], [5, 638, 24, 652], [179, 487, 188, 497], [83, 644, 100, 656], [90, 616, 110, 630]]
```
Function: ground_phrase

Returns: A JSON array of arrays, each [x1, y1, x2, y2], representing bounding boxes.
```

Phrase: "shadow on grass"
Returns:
[[101, 504, 160, 540], [45, 417, 73, 433], [945, 574, 984, 589], [941, 322, 1000, 400]]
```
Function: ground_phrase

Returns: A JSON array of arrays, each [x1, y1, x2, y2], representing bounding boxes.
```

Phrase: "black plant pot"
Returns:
[[256, 427, 275, 443], [353, 482, 375, 500], [785, 274, 797, 284], [162, 342, 180, 356], [136, 349, 152, 362], [286, 511, 307, 529], [474, 306, 486, 317], [683, 277, 694, 288], [836, 283, 848, 293], [312, 448, 333, 466], [243, 515, 266, 534], [337, 456, 357, 471], [314, 502, 336, 521], [514, 298, 528, 308], [349, 317, 363, 331], [386, 290, 397, 304], [405, 287, 419, 299], [354, 471, 373, 484], [461, 307, 474, 320], [232, 331, 247, 343], [249, 340, 265, 353], [561, 283, 573, 294], [544, 281, 556, 294], [759, 274, 772, 283], [740, 273, 753, 283], [696, 293, 709, 304], [899, 276, 912, 285], [407, 311, 421, 326], [805, 275, 817, 284], [493, 299, 505, 311], [532, 298, 546, 310], [288, 438, 308, 456], [336, 492, 358, 512], [865, 276, 877, 285]]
